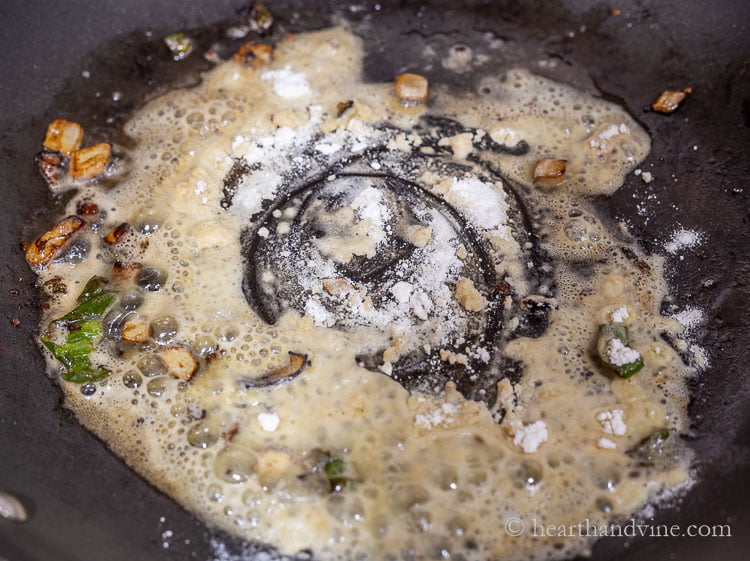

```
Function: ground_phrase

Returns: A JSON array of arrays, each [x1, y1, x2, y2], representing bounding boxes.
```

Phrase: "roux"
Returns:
[[35, 27, 697, 561]]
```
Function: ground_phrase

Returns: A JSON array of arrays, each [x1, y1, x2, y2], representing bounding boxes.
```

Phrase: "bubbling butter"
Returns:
[[35, 27, 697, 561]]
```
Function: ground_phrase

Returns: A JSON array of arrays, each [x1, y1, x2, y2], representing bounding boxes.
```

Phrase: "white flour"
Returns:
[[664, 228, 702, 254], [444, 177, 512, 240], [261, 66, 312, 98]]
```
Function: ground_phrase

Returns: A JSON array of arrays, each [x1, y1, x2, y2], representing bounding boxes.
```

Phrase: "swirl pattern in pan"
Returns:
[[230, 117, 552, 405]]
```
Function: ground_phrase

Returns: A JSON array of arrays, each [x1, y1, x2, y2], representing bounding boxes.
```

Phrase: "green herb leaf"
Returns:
[[55, 291, 118, 325], [249, 2, 274, 33], [77, 276, 109, 302], [164, 33, 194, 61], [41, 321, 111, 383], [324, 458, 346, 480], [597, 323, 644, 378], [616, 357, 644, 378], [598, 323, 629, 345], [628, 428, 676, 468], [323, 457, 358, 492], [42, 276, 119, 384]]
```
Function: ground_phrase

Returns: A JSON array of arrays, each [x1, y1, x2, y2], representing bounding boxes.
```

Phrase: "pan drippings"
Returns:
[[35, 27, 699, 561]]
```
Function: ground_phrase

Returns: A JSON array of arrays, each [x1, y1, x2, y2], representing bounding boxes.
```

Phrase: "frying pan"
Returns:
[[1, 0, 749, 560]]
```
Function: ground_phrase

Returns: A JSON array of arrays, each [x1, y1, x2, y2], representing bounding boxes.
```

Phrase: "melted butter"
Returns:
[[35, 27, 696, 561]]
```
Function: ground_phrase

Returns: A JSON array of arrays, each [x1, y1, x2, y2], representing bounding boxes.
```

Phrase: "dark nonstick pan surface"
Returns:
[[1, 1, 749, 560]]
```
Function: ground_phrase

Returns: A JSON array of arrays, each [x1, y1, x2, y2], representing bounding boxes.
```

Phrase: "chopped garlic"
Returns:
[[533, 158, 567, 185], [121, 319, 151, 343], [70, 142, 111, 180], [395, 73, 429, 103], [159, 346, 198, 380], [43, 119, 84, 156], [652, 89, 687, 113], [255, 449, 291, 480]]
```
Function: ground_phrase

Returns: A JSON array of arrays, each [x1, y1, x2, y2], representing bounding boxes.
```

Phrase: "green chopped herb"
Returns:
[[596, 323, 644, 378], [628, 428, 676, 468], [599, 323, 629, 345], [41, 321, 110, 383], [41, 275, 119, 384], [324, 458, 345, 479], [249, 2, 274, 33], [616, 357, 644, 378], [323, 457, 357, 492], [77, 276, 109, 302], [54, 291, 118, 325], [164, 33, 194, 61]]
